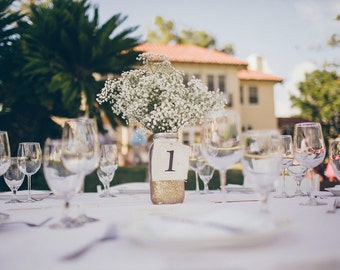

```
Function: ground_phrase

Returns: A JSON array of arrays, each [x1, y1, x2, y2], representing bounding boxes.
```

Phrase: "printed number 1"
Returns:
[[165, 150, 175, 172]]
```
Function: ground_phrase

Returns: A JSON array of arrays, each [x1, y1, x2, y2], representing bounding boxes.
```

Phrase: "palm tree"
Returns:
[[1, 0, 141, 153], [0, 0, 23, 105], [19, 0, 140, 127]]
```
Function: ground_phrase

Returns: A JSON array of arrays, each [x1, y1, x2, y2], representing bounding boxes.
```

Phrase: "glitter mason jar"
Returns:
[[149, 133, 189, 204]]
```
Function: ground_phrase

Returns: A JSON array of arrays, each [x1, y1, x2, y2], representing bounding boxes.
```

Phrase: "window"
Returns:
[[207, 75, 214, 91], [240, 86, 244, 104], [183, 74, 189, 86], [218, 75, 225, 93], [249, 86, 258, 104], [193, 73, 201, 80]]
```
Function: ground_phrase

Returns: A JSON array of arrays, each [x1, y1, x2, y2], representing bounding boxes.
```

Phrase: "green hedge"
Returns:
[[0, 163, 244, 192]]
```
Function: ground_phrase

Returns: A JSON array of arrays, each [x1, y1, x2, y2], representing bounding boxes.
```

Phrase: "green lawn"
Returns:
[[0, 163, 244, 192]]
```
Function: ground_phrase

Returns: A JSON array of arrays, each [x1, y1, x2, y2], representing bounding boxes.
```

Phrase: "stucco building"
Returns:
[[132, 43, 283, 145]]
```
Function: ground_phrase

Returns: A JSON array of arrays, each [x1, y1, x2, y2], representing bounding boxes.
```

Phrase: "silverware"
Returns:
[[0, 217, 52, 227], [61, 223, 117, 261], [326, 199, 338, 214]]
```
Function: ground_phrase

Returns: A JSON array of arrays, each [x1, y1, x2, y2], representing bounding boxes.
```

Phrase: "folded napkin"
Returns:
[[122, 208, 284, 249]]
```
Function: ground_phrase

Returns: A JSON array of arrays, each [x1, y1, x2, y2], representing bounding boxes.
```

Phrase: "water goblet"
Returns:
[[274, 135, 294, 198], [293, 122, 326, 206], [62, 118, 100, 224], [287, 159, 307, 197], [189, 143, 205, 194], [201, 109, 242, 202], [3, 157, 25, 203], [43, 139, 83, 229], [198, 162, 215, 194], [0, 131, 11, 175], [97, 144, 118, 198], [17, 142, 42, 202], [241, 129, 282, 214]]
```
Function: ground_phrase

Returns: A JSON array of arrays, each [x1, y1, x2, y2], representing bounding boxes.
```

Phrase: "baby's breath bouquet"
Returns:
[[97, 53, 226, 134]]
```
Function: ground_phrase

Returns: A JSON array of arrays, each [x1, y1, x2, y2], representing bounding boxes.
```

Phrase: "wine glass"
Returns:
[[329, 138, 340, 182], [201, 109, 242, 202], [293, 122, 326, 206], [241, 129, 282, 214], [274, 135, 294, 198], [0, 131, 11, 175], [189, 144, 205, 194], [61, 118, 100, 223], [3, 157, 25, 203], [17, 142, 42, 202], [287, 159, 307, 196], [198, 162, 215, 194], [43, 139, 83, 229], [97, 144, 118, 198]]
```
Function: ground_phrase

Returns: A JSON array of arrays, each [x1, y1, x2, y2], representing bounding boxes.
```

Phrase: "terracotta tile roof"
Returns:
[[238, 69, 283, 82], [135, 43, 248, 66]]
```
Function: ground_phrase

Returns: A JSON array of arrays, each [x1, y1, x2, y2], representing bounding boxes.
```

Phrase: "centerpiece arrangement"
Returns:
[[97, 52, 225, 204]]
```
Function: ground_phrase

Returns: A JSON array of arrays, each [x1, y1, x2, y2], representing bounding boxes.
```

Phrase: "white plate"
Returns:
[[325, 186, 340, 196], [111, 182, 150, 194], [227, 184, 254, 193], [121, 209, 288, 249], [0, 213, 9, 223], [0, 190, 51, 201]]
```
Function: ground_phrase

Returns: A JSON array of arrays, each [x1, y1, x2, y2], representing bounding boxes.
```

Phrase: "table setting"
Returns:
[[1, 53, 340, 270], [1, 182, 340, 270]]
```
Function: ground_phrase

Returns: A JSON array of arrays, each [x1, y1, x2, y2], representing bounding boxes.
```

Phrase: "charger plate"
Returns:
[[121, 209, 289, 249]]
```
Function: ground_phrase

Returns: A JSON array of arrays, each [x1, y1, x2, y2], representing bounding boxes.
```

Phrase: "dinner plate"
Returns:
[[0, 190, 51, 201], [226, 184, 254, 193], [325, 186, 340, 196], [121, 209, 288, 249], [111, 182, 150, 194], [0, 213, 9, 223]]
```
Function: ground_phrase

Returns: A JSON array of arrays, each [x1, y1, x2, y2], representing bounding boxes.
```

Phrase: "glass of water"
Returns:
[[3, 157, 25, 203]]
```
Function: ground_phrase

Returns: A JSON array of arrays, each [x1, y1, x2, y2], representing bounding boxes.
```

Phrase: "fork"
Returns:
[[61, 223, 117, 261], [326, 199, 338, 214], [0, 217, 52, 227]]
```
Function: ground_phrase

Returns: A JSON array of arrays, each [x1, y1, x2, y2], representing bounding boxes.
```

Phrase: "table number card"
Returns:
[[151, 140, 189, 181]]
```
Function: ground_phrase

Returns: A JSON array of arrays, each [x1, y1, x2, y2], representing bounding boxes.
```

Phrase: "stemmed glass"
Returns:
[[62, 118, 100, 223], [17, 142, 42, 202], [274, 135, 294, 198], [3, 157, 25, 203], [43, 139, 83, 229], [189, 144, 205, 194], [201, 109, 242, 202], [293, 122, 326, 206], [329, 138, 340, 181], [0, 131, 11, 175], [97, 144, 118, 198], [287, 159, 307, 196], [241, 129, 282, 214], [198, 162, 215, 194]]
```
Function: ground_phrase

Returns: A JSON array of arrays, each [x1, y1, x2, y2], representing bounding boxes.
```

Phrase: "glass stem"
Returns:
[[195, 171, 199, 193], [308, 168, 315, 200], [219, 170, 227, 202], [296, 180, 302, 193], [282, 170, 286, 194], [259, 198, 269, 214], [204, 182, 209, 194], [77, 174, 86, 215], [105, 183, 110, 196], [12, 189, 17, 200], [27, 175, 32, 201]]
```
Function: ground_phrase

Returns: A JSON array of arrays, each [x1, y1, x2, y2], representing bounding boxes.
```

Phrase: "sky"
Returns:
[[92, 0, 340, 118]]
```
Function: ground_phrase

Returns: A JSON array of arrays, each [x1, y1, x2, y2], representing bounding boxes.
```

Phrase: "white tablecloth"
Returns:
[[1, 183, 340, 270]]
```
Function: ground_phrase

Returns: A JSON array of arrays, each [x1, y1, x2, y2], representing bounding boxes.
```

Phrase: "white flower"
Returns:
[[97, 53, 226, 134]]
